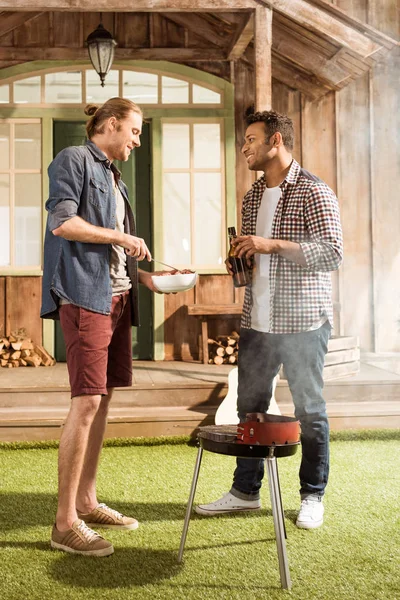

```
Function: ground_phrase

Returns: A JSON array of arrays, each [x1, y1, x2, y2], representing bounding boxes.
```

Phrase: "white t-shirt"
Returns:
[[251, 186, 281, 332]]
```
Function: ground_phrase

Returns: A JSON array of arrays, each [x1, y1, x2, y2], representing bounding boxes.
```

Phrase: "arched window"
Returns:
[[0, 66, 223, 107]]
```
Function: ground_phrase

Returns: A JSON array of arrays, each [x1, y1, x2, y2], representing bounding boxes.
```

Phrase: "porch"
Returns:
[[1, 356, 399, 442]]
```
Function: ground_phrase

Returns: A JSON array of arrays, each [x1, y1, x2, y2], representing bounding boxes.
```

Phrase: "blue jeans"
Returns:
[[231, 323, 331, 500]]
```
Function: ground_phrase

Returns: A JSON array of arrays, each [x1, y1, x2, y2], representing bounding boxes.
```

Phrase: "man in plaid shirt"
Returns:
[[196, 110, 343, 528]]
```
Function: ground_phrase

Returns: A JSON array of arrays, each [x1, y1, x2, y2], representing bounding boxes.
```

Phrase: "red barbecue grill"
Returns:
[[178, 414, 300, 590]]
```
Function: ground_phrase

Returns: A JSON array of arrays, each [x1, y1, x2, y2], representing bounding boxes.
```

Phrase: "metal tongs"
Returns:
[[151, 258, 180, 271]]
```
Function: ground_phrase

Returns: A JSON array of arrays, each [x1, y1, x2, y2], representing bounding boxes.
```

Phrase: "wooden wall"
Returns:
[[0, 277, 42, 344], [164, 275, 244, 361], [335, 0, 400, 352]]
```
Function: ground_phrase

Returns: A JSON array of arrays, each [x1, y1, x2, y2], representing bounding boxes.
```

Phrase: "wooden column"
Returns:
[[254, 5, 272, 111], [233, 60, 255, 230]]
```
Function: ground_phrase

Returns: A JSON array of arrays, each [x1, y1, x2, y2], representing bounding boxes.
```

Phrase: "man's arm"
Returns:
[[47, 148, 151, 260], [52, 216, 151, 260], [233, 237, 307, 267], [234, 183, 343, 272], [300, 184, 343, 271]]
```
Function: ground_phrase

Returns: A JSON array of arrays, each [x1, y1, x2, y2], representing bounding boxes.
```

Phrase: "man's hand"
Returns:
[[225, 258, 234, 275], [124, 235, 152, 261], [232, 236, 307, 267], [232, 236, 277, 259], [138, 270, 177, 294]]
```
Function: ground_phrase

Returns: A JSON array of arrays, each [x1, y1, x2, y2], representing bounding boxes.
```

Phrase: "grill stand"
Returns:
[[178, 444, 292, 590]]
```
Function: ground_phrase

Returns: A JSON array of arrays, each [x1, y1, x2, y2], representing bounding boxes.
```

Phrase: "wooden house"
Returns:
[[0, 0, 399, 367]]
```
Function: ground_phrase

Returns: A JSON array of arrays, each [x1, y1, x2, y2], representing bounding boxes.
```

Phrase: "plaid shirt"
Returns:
[[241, 159, 343, 333]]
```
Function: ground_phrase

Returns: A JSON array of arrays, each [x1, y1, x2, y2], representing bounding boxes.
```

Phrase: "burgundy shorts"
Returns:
[[59, 291, 132, 398]]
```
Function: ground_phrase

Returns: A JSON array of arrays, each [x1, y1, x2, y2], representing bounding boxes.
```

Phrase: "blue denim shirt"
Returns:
[[41, 140, 139, 325]]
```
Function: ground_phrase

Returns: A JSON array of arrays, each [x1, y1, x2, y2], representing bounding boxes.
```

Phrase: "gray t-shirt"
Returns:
[[110, 180, 131, 295]]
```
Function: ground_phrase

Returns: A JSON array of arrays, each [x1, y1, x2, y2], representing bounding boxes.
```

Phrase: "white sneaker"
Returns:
[[195, 492, 261, 516], [296, 495, 324, 529]]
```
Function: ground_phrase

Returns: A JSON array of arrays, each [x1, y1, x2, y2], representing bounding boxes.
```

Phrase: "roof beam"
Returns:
[[0, 11, 43, 36], [273, 24, 351, 87], [271, 56, 329, 99], [0, 47, 227, 61], [267, 0, 382, 59], [227, 13, 254, 61], [301, 0, 399, 49], [160, 12, 227, 47], [0, 0, 255, 12]]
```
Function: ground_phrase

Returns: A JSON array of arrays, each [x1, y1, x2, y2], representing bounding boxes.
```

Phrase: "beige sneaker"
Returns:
[[77, 503, 139, 530], [51, 519, 114, 556]]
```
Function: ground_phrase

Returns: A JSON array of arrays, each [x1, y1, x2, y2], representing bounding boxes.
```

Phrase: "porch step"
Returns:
[[0, 360, 399, 441], [0, 397, 399, 442]]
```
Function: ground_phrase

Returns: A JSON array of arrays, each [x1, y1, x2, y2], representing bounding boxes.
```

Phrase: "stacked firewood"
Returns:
[[208, 331, 239, 365], [0, 329, 55, 368]]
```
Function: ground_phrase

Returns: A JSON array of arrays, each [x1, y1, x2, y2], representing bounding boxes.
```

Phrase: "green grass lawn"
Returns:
[[0, 433, 399, 600]]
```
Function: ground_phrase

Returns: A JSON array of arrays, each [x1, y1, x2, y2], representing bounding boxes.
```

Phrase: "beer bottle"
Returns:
[[227, 227, 252, 288]]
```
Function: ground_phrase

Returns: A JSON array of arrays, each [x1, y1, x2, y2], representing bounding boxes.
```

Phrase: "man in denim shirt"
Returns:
[[42, 98, 166, 556]]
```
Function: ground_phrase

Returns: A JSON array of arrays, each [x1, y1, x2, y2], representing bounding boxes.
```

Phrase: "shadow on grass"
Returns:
[[49, 547, 182, 588], [0, 492, 293, 530], [0, 540, 280, 591]]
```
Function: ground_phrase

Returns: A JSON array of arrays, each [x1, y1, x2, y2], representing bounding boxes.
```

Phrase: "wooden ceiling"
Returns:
[[0, 0, 398, 99]]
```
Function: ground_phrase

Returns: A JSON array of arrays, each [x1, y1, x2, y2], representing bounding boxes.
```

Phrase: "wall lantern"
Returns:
[[86, 20, 117, 87]]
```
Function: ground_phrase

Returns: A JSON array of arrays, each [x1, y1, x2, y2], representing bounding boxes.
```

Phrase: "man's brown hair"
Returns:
[[84, 97, 143, 139], [246, 110, 294, 151]]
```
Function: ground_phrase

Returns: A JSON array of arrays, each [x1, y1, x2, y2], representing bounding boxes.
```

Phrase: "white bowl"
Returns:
[[152, 272, 197, 293]]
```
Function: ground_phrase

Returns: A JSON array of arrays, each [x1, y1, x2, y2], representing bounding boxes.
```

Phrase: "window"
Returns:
[[45, 71, 82, 103], [0, 120, 42, 269], [0, 68, 222, 107], [162, 121, 225, 269]]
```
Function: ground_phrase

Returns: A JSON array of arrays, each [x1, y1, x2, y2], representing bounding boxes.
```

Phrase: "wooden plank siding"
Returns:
[[336, 73, 374, 350], [0, 277, 5, 338], [368, 1, 400, 353], [3, 277, 42, 344], [334, 0, 400, 352]]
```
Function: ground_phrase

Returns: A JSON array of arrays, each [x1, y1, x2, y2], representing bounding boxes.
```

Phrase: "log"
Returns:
[[2, 352, 10, 360], [225, 346, 234, 355], [207, 338, 224, 347], [10, 350, 21, 360], [216, 347, 225, 357], [21, 349, 31, 358], [20, 340, 34, 350], [228, 355, 237, 364], [0, 359, 8, 367], [11, 341, 23, 351], [25, 355, 41, 367], [34, 345, 56, 367], [20, 358, 27, 366], [11, 360, 20, 368], [213, 355, 224, 365]]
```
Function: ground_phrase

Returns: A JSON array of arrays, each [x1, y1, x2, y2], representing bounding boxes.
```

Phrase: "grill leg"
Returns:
[[178, 446, 203, 563], [266, 455, 292, 590]]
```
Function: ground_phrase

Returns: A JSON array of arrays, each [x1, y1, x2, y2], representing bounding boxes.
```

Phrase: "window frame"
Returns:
[[0, 118, 42, 273], [161, 117, 226, 271], [0, 65, 224, 110]]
